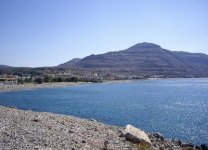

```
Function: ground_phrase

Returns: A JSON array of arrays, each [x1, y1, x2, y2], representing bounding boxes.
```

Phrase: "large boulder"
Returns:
[[123, 124, 152, 145]]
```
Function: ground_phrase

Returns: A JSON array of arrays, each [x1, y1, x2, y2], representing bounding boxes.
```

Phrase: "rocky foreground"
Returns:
[[0, 106, 207, 150]]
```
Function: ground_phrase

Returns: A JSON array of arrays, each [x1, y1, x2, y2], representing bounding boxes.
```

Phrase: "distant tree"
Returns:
[[52, 77, 58, 82], [24, 77, 32, 83], [17, 78, 24, 84], [44, 76, 50, 83], [57, 77, 63, 82], [66, 77, 78, 82], [34, 77, 42, 84], [29, 76, 33, 82], [65, 77, 71, 82], [143, 75, 150, 79], [71, 77, 78, 82]]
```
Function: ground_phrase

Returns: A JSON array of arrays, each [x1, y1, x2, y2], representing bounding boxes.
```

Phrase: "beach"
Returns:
[[0, 106, 201, 150], [0, 82, 86, 92]]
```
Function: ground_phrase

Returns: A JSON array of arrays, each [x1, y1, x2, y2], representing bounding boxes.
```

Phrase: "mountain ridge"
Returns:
[[59, 42, 208, 78], [58, 58, 81, 68]]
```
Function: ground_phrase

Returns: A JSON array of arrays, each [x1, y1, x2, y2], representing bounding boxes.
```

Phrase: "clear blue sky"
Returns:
[[0, 0, 207, 67]]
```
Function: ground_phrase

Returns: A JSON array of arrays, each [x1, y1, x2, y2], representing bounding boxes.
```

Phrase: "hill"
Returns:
[[0, 64, 11, 68], [58, 58, 81, 68], [59, 42, 208, 78]]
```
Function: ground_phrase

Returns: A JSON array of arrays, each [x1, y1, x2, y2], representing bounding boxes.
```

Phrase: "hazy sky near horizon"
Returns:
[[0, 0, 207, 67]]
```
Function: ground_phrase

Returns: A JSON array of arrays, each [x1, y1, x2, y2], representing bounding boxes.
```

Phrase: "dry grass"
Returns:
[[136, 142, 153, 150]]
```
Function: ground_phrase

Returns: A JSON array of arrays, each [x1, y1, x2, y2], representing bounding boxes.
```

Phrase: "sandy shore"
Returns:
[[0, 82, 87, 92], [0, 106, 202, 150]]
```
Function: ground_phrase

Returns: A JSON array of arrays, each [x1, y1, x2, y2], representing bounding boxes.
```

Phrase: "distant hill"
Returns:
[[59, 42, 208, 78], [58, 58, 81, 68], [0, 65, 11, 68]]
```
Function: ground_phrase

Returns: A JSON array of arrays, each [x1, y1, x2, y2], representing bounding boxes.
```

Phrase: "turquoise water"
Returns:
[[0, 78, 207, 145]]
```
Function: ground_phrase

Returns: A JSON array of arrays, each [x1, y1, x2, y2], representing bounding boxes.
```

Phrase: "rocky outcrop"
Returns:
[[122, 124, 152, 145]]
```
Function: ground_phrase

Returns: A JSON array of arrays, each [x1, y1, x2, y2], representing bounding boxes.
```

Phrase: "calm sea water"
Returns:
[[0, 78, 207, 145]]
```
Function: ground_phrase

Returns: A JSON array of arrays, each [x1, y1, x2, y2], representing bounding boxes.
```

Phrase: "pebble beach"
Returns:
[[0, 106, 205, 150]]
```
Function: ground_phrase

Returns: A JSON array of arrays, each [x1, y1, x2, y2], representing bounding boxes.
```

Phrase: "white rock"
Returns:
[[124, 124, 152, 145]]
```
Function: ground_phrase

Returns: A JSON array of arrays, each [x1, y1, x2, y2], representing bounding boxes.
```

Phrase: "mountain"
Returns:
[[58, 58, 81, 68], [60, 42, 208, 78]]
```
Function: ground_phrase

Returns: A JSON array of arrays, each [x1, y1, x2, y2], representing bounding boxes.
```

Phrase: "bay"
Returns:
[[0, 78, 207, 145]]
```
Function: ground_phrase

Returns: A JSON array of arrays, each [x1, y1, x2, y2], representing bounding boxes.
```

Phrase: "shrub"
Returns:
[[34, 77, 42, 84], [44, 76, 51, 82]]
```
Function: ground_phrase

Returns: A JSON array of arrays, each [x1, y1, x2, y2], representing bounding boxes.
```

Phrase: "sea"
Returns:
[[0, 78, 207, 145]]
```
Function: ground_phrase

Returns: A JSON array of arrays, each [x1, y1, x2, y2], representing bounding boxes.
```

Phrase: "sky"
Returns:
[[0, 0, 207, 67]]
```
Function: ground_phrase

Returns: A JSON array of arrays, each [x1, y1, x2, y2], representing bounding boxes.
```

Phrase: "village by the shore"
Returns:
[[0, 72, 115, 92]]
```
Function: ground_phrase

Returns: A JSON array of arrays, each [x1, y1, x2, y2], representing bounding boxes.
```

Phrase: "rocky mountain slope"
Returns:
[[59, 58, 81, 68], [59, 42, 208, 78]]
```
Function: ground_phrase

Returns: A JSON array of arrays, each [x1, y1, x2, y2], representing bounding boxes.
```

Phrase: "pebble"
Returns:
[[0, 106, 203, 150]]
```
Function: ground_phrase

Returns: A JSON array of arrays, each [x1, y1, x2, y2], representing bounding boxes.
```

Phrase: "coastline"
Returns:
[[1, 78, 207, 92], [0, 106, 203, 150], [0, 82, 87, 92], [0, 80, 133, 92]]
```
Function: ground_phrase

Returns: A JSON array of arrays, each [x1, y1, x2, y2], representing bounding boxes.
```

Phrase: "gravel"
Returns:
[[0, 106, 138, 150], [0, 106, 201, 150]]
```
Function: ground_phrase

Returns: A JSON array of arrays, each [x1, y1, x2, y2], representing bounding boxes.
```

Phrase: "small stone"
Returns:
[[47, 126, 52, 129], [103, 140, 109, 150], [69, 130, 74, 133], [9, 106, 16, 109], [118, 129, 125, 137], [44, 148, 52, 150], [34, 146, 40, 150], [154, 132, 164, 141], [81, 140, 86, 143], [178, 140, 182, 145], [33, 118, 39, 122], [182, 143, 194, 148], [89, 118, 96, 122]]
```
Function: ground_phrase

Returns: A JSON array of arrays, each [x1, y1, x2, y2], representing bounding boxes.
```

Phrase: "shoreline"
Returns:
[[0, 80, 134, 92], [1, 106, 205, 150], [0, 82, 88, 92], [1, 78, 207, 92]]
